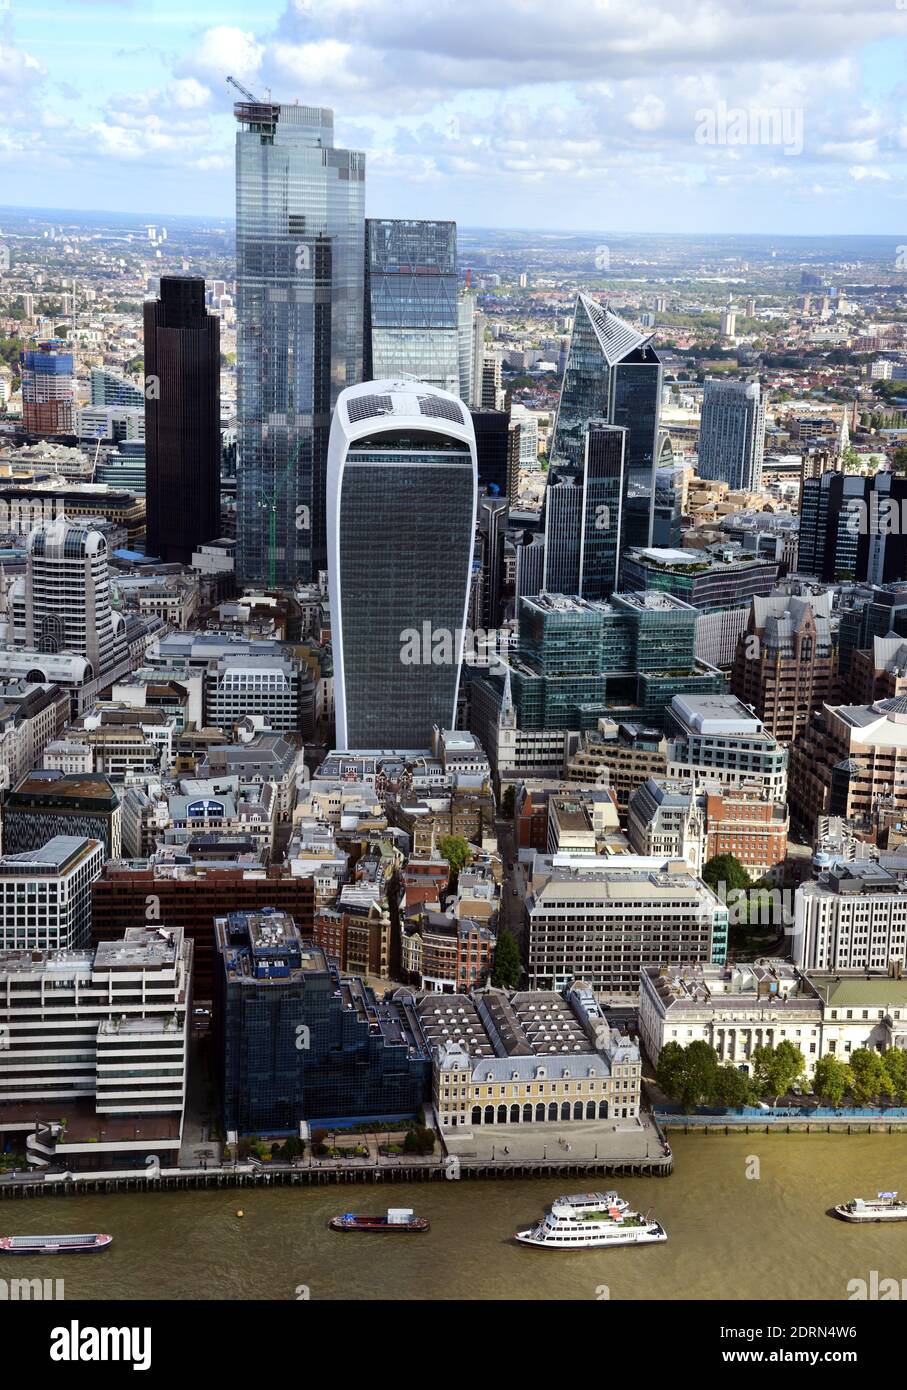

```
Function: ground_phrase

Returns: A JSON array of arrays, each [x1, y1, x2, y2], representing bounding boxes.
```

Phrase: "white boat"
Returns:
[[515, 1191, 668, 1249], [835, 1191, 907, 1223]]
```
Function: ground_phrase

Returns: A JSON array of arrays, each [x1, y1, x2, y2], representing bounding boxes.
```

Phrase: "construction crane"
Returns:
[[226, 75, 260, 103], [254, 438, 305, 590]]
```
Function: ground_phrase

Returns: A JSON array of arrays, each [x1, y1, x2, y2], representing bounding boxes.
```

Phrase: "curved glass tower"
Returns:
[[235, 101, 365, 586], [327, 380, 477, 749]]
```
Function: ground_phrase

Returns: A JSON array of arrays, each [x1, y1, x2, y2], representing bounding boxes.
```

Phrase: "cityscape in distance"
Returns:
[[1, 0, 907, 1354]]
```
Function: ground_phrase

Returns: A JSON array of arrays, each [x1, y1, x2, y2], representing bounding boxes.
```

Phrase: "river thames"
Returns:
[[5, 1133, 907, 1300]]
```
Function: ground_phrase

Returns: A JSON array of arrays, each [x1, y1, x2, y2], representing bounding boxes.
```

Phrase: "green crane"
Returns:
[[254, 438, 307, 590]]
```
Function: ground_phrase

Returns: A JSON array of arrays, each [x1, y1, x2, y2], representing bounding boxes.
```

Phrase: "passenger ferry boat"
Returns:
[[0, 1233, 113, 1255], [329, 1208, 429, 1233], [834, 1192, 907, 1223], [515, 1191, 667, 1249]]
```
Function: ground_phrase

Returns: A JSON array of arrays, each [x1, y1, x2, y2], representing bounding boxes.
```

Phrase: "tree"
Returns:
[[882, 1048, 907, 1105], [849, 1048, 888, 1106], [702, 854, 750, 925], [655, 1041, 687, 1102], [751, 1040, 805, 1105], [490, 929, 522, 989], [283, 1135, 303, 1161], [679, 1040, 721, 1110], [893, 446, 907, 476], [812, 1055, 853, 1108], [500, 784, 516, 817], [711, 1065, 751, 1109], [403, 1130, 419, 1154], [438, 835, 471, 884]]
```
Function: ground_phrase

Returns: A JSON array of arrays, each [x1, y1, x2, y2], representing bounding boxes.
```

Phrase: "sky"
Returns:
[[2, 0, 907, 234]]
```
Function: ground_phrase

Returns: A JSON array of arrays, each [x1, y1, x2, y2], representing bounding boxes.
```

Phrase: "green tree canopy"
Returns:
[[656, 1040, 720, 1111], [500, 784, 516, 817], [438, 835, 471, 880], [812, 1055, 853, 1108], [711, 1065, 751, 1109], [490, 929, 522, 989], [881, 1048, 907, 1104], [849, 1048, 888, 1105], [751, 1040, 805, 1105]]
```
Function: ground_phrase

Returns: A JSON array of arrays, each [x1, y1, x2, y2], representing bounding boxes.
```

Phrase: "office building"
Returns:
[[91, 861, 316, 1002], [90, 368, 144, 409], [731, 590, 836, 742], [620, 544, 779, 613], [363, 219, 458, 392], [799, 470, 907, 585], [696, 379, 766, 491], [327, 380, 477, 749], [666, 693, 788, 799], [216, 910, 430, 1132], [793, 863, 907, 973], [11, 520, 128, 679], [542, 422, 625, 600], [0, 835, 104, 952], [470, 592, 724, 781], [788, 695, 907, 830], [144, 276, 220, 563], [423, 986, 641, 1134], [20, 340, 75, 435], [0, 680, 69, 793], [469, 408, 511, 497], [524, 856, 728, 995], [549, 295, 661, 547], [234, 99, 365, 585], [2, 772, 121, 858], [0, 926, 191, 1171]]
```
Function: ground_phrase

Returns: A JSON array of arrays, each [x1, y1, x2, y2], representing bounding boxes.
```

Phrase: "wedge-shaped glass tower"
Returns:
[[549, 294, 661, 549]]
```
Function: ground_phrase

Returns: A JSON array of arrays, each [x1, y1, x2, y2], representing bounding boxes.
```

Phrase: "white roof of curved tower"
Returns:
[[335, 378, 473, 444]]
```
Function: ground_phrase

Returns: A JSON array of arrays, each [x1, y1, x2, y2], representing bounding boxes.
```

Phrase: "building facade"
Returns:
[[697, 378, 766, 491], [234, 100, 365, 585], [327, 379, 477, 749], [363, 219, 459, 393], [144, 276, 221, 564]]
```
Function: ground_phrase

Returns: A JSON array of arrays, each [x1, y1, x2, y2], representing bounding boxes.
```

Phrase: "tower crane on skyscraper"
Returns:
[[226, 76, 260, 104]]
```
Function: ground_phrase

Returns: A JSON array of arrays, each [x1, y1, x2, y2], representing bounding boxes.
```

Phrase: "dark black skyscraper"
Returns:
[[144, 276, 220, 564], [469, 408, 511, 497]]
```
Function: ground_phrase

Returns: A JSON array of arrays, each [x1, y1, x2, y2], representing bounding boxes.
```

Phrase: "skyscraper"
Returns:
[[363, 219, 459, 392], [697, 378, 766, 492], [16, 520, 127, 677], [549, 294, 661, 548], [20, 339, 75, 435], [457, 293, 477, 403], [543, 422, 625, 600], [469, 407, 510, 496], [144, 276, 220, 564], [234, 100, 365, 586], [327, 380, 477, 749]]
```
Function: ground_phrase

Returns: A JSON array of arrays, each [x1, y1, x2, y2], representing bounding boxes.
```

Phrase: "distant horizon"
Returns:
[[0, 205, 903, 249]]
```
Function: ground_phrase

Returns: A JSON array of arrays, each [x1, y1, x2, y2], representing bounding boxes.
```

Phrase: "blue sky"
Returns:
[[2, 0, 907, 233]]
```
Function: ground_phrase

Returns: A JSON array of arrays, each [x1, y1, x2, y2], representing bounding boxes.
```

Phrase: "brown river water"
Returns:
[[3, 1132, 907, 1300]]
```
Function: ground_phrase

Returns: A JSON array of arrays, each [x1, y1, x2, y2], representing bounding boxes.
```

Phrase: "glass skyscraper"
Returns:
[[364, 219, 459, 393], [234, 101, 365, 586], [327, 380, 477, 749], [543, 422, 625, 600], [697, 377, 766, 492], [549, 294, 662, 550]]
